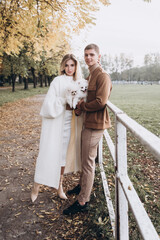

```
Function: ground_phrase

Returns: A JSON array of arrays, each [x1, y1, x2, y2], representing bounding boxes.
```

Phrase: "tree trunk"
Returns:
[[39, 74, 43, 87], [47, 76, 51, 86], [8, 76, 11, 85], [24, 77, 28, 90], [11, 74, 16, 92], [44, 75, 47, 87], [31, 67, 36, 88], [19, 75, 22, 84], [11, 63, 16, 91]]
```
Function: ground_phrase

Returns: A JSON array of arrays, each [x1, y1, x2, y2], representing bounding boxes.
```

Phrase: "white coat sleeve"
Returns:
[[40, 77, 66, 118]]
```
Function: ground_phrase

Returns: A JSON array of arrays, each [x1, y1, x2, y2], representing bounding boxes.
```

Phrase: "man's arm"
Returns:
[[80, 73, 112, 112]]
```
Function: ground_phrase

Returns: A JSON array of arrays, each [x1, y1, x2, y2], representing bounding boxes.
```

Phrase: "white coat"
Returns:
[[34, 74, 83, 189]]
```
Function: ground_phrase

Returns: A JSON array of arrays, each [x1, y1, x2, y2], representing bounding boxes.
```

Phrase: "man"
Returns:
[[63, 43, 112, 215]]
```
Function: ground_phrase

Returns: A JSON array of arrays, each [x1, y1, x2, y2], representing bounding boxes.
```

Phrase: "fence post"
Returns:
[[115, 118, 129, 240]]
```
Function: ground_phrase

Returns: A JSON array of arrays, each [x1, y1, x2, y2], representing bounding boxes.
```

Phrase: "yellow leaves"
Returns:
[[40, 210, 53, 215], [37, 214, 45, 218], [66, 219, 72, 223], [128, 185, 132, 190], [36, 230, 42, 235], [15, 212, 22, 217], [99, 0, 111, 5], [0, 0, 110, 56], [98, 216, 103, 224], [94, 216, 109, 225], [44, 212, 53, 215]]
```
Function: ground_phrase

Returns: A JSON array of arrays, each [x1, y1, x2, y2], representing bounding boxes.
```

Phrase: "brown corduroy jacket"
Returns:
[[80, 66, 112, 130]]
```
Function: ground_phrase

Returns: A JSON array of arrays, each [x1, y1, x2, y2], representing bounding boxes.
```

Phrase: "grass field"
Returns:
[[109, 84, 160, 136], [0, 84, 48, 106]]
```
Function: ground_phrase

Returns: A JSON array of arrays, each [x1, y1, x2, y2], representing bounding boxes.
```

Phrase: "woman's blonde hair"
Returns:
[[60, 54, 82, 80]]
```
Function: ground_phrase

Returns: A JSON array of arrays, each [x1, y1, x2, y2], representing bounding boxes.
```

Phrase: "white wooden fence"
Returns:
[[98, 101, 160, 240]]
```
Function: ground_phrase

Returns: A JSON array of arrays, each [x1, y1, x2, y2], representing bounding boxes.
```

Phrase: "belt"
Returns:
[[66, 104, 73, 111]]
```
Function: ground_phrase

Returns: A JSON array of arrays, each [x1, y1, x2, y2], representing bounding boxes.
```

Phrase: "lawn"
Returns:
[[109, 84, 160, 136], [0, 84, 48, 106]]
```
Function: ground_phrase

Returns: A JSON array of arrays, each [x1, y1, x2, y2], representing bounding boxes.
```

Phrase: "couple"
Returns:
[[31, 43, 112, 215]]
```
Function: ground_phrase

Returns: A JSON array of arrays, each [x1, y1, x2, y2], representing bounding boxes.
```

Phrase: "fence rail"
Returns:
[[98, 100, 160, 240]]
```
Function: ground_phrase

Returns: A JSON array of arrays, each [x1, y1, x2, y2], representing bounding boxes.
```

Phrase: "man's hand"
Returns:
[[75, 108, 82, 116], [77, 99, 84, 109], [75, 99, 84, 116]]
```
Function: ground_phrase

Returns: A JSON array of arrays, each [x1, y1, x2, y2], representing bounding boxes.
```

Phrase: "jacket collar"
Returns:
[[89, 63, 99, 75]]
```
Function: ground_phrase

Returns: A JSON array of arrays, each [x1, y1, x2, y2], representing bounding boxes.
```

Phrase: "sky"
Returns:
[[71, 0, 160, 66]]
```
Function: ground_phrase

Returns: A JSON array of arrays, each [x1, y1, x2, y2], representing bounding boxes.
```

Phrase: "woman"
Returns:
[[31, 54, 83, 202]]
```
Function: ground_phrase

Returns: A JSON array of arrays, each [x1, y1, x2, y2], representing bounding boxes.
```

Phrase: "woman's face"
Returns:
[[64, 59, 76, 76]]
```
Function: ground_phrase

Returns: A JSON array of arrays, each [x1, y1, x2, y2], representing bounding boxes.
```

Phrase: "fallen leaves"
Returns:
[[1, 95, 93, 239], [128, 186, 132, 190], [15, 212, 22, 217], [3, 95, 158, 239]]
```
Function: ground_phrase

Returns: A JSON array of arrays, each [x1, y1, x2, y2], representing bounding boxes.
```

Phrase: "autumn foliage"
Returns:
[[0, 0, 110, 91], [0, 0, 110, 56]]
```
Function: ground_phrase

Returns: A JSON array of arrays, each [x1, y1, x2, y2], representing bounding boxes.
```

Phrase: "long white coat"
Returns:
[[34, 74, 83, 189]]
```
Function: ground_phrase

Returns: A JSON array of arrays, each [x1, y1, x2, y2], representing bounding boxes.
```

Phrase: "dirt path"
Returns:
[[0, 96, 93, 240]]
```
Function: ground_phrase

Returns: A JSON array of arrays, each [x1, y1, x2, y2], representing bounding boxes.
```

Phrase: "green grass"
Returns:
[[109, 84, 160, 136], [0, 84, 48, 106]]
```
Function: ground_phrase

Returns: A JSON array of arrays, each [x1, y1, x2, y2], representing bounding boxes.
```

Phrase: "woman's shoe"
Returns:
[[31, 182, 40, 202], [57, 175, 68, 200]]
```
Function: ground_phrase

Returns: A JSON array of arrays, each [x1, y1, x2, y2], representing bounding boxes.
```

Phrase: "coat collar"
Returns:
[[89, 63, 99, 75]]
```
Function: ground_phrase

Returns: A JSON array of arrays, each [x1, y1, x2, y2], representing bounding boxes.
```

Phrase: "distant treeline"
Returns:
[[1, 52, 160, 92], [80, 52, 160, 82]]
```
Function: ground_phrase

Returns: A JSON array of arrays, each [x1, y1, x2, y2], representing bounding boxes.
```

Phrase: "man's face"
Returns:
[[84, 49, 100, 67]]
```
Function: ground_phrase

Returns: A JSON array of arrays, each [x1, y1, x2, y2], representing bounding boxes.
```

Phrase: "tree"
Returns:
[[101, 54, 113, 73], [0, 0, 110, 57], [0, 0, 110, 91], [143, 53, 160, 82], [119, 53, 126, 80], [2, 54, 20, 91]]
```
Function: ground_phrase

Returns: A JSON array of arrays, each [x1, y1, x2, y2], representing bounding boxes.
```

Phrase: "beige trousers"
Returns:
[[78, 128, 104, 203]]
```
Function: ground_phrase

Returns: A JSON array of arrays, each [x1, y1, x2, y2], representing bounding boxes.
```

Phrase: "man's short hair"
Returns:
[[84, 44, 100, 55]]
